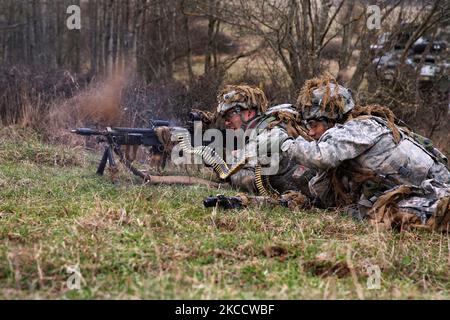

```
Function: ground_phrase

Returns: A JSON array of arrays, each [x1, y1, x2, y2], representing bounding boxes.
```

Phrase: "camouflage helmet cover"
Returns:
[[297, 76, 355, 121], [217, 85, 268, 116]]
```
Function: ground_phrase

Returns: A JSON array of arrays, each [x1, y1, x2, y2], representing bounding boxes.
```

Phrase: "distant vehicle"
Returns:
[[370, 23, 422, 52], [369, 27, 449, 104], [411, 37, 447, 55], [408, 54, 450, 82], [371, 50, 414, 81], [371, 32, 449, 84]]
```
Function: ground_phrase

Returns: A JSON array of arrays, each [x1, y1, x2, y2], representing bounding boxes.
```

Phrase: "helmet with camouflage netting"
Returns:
[[217, 85, 268, 116], [297, 75, 355, 122]]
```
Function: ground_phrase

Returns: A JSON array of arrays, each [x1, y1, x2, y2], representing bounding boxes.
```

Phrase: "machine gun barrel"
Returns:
[[111, 127, 159, 134], [71, 128, 102, 136], [71, 119, 171, 136]]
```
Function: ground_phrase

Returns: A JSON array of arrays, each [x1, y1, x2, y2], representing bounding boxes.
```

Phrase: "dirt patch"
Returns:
[[0, 126, 86, 167], [303, 260, 352, 278], [262, 245, 289, 260]]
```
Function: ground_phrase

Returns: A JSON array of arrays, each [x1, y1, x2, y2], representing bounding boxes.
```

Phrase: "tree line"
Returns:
[[0, 1, 448, 146]]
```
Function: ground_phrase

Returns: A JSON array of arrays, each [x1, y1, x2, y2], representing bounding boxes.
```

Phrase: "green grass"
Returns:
[[0, 128, 449, 299]]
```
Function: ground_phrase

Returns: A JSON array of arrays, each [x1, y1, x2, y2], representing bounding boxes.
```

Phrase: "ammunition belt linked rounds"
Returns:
[[176, 132, 277, 197]]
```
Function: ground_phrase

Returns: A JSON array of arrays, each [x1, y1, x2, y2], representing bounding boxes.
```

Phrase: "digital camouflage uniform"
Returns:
[[215, 85, 315, 199], [229, 104, 315, 197], [281, 76, 450, 231]]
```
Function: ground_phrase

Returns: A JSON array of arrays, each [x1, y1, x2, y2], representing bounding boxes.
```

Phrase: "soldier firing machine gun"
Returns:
[[71, 112, 293, 202], [70, 112, 246, 188]]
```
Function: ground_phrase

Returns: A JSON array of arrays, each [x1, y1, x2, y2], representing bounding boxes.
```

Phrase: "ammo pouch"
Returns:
[[408, 131, 448, 168]]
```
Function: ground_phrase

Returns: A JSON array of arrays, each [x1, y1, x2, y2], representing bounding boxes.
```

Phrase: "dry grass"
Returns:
[[0, 127, 86, 167]]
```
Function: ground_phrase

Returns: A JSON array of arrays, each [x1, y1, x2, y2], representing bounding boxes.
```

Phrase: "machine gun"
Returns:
[[71, 115, 232, 184], [71, 120, 181, 180], [71, 111, 245, 184]]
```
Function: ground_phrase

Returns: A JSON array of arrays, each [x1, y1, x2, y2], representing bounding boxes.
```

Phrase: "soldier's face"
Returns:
[[224, 109, 255, 130], [306, 119, 330, 140]]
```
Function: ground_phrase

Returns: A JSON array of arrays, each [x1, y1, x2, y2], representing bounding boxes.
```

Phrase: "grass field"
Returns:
[[0, 128, 449, 299]]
